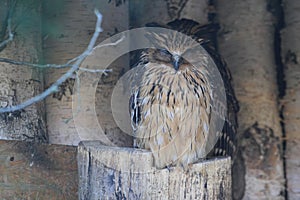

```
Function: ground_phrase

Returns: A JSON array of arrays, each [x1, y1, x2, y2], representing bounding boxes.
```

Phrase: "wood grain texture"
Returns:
[[78, 141, 231, 200], [0, 140, 78, 199]]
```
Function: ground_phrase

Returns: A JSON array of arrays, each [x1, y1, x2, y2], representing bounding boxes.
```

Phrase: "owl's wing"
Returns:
[[192, 23, 239, 157], [128, 62, 147, 134], [129, 89, 141, 131], [205, 46, 239, 157]]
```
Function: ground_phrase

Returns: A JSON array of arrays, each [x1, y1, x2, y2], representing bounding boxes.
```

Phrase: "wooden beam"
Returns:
[[0, 140, 78, 199], [78, 141, 231, 199]]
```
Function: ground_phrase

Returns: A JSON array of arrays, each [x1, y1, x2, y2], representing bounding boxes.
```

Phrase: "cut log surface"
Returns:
[[0, 140, 78, 199], [78, 141, 231, 200]]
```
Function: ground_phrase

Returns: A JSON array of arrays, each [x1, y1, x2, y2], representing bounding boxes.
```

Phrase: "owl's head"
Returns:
[[144, 31, 201, 71], [142, 19, 219, 72]]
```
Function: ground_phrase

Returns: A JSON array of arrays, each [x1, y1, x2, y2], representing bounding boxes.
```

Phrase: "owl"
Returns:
[[129, 19, 239, 169]]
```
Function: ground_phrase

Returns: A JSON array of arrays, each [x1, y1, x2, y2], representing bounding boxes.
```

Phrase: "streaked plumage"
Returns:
[[129, 19, 239, 169]]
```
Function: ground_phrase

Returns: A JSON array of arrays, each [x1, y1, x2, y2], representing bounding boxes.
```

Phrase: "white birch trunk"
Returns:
[[281, 0, 300, 199], [217, 0, 285, 199]]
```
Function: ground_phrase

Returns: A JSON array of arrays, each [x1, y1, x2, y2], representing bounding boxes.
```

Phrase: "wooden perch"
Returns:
[[78, 141, 231, 199]]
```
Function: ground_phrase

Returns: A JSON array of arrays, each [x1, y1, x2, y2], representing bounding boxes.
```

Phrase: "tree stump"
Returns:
[[78, 141, 231, 200]]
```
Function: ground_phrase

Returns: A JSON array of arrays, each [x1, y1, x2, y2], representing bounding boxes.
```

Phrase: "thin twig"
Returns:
[[0, 57, 73, 68], [79, 68, 112, 76], [0, 27, 125, 69], [0, 9, 106, 113], [93, 35, 125, 50], [0, 18, 14, 49]]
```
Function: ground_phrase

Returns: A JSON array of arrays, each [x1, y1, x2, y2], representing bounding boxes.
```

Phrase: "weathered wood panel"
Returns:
[[281, 0, 300, 199], [78, 141, 231, 200], [0, 140, 77, 199]]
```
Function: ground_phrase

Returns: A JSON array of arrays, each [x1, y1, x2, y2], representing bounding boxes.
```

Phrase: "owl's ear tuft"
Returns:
[[144, 31, 173, 53], [144, 32, 168, 48], [144, 32, 158, 43]]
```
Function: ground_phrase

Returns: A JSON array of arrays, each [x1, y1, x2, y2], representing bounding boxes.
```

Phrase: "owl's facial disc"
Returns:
[[156, 49, 185, 71]]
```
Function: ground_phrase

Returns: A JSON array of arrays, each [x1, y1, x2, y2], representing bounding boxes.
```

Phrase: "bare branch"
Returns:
[[0, 18, 14, 49], [0, 14, 125, 71], [0, 57, 73, 68], [0, 9, 108, 113], [79, 68, 113, 76], [93, 35, 125, 50]]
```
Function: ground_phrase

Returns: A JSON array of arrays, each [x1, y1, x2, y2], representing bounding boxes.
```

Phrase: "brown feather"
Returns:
[[130, 19, 239, 169]]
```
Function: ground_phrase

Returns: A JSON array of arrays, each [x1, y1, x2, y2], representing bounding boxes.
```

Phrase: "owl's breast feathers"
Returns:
[[164, 19, 239, 159], [130, 62, 212, 168]]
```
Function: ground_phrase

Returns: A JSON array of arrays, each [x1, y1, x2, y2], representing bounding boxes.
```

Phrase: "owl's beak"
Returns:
[[172, 55, 181, 71]]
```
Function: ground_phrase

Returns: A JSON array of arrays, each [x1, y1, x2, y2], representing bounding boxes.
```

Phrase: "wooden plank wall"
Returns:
[[0, 140, 77, 199]]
